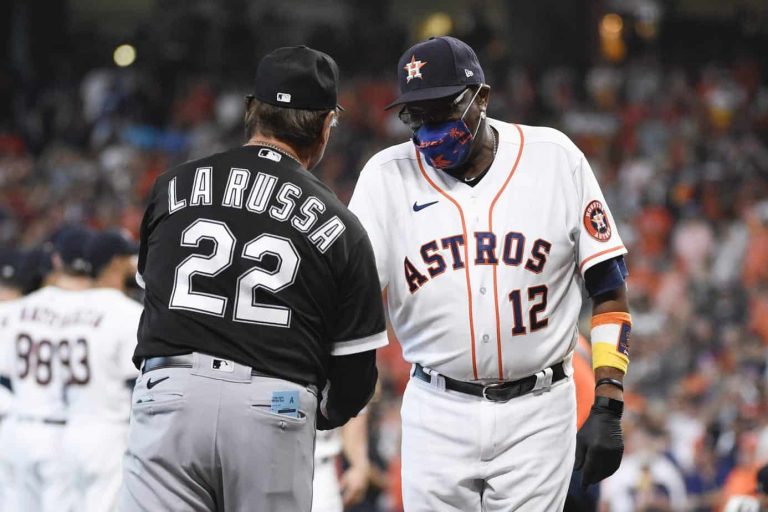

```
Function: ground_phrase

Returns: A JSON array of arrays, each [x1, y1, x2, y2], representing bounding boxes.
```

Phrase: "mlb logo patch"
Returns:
[[276, 92, 291, 103], [617, 323, 631, 357], [211, 358, 234, 373], [258, 148, 282, 162]]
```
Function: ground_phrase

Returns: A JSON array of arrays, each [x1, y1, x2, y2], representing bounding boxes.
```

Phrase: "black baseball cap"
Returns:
[[385, 36, 485, 109], [86, 229, 139, 277], [255, 46, 343, 111]]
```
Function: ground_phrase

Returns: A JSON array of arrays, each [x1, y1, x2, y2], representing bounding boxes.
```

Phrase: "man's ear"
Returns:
[[478, 84, 491, 110], [321, 111, 336, 145]]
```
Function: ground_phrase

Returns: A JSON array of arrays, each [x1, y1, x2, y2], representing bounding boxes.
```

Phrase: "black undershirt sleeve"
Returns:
[[316, 349, 377, 431]]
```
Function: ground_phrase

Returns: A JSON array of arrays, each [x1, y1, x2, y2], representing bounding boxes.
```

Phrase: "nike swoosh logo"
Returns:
[[146, 376, 170, 389], [413, 200, 439, 212]]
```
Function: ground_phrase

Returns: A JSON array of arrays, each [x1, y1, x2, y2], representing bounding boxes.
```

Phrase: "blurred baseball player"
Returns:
[[0, 246, 53, 509], [0, 250, 26, 302], [61, 229, 142, 512], [349, 36, 631, 511], [0, 226, 95, 512], [0, 246, 53, 302], [0, 248, 38, 414], [120, 46, 386, 512], [312, 414, 371, 512]]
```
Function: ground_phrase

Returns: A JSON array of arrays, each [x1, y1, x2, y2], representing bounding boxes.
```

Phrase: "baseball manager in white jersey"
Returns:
[[349, 36, 632, 511]]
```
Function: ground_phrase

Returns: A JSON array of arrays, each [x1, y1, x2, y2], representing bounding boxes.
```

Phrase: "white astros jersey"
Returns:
[[63, 288, 142, 422], [0, 286, 141, 420], [0, 287, 79, 420], [349, 119, 626, 381]]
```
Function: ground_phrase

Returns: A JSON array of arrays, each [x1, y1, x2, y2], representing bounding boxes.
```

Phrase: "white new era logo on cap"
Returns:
[[465, 69, 474, 78], [276, 92, 292, 103]]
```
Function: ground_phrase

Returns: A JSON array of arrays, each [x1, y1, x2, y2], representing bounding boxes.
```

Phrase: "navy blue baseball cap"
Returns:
[[86, 230, 138, 277], [0, 248, 23, 285], [22, 246, 53, 292], [255, 46, 343, 111], [51, 225, 95, 275], [385, 36, 485, 109], [0, 246, 53, 294]]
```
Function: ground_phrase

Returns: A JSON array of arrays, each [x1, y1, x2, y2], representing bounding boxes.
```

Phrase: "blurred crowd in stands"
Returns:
[[2, 3, 768, 510]]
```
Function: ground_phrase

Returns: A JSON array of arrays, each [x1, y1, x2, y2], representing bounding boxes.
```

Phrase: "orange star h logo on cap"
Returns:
[[404, 55, 427, 83]]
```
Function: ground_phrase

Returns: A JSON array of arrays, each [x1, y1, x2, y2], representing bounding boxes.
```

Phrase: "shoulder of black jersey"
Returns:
[[156, 147, 244, 183]]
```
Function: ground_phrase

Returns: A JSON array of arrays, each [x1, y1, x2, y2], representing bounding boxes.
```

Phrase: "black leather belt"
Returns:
[[413, 362, 566, 402], [142, 355, 195, 374]]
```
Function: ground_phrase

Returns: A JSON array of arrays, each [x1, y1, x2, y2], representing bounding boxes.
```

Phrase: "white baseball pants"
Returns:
[[401, 374, 576, 511]]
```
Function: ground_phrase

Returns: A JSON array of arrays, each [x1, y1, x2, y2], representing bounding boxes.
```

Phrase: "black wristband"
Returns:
[[595, 378, 624, 392], [593, 396, 624, 415]]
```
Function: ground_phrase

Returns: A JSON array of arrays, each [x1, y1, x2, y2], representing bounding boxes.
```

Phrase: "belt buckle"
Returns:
[[481, 382, 507, 402]]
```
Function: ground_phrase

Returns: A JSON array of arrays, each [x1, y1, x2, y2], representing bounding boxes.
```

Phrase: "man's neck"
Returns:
[[245, 135, 309, 169], [51, 274, 91, 291], [94, 273, 124, 293]]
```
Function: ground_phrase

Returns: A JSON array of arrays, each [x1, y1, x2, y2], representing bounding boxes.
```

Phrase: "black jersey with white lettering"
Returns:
[[134, 145, 387, 387]]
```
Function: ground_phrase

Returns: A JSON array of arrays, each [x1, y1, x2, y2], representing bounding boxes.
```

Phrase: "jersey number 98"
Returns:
[[169, 219, 300, 327]]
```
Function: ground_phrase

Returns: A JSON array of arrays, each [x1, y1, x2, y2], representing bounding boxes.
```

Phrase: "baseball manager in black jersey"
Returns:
[[119, 46, 387, 512]]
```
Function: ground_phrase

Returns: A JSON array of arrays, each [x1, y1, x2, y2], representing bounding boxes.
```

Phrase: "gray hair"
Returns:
[[244, 97, 332, 149]]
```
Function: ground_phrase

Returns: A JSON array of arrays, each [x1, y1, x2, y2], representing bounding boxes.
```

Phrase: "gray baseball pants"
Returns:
[[119, 352, 317, 512]]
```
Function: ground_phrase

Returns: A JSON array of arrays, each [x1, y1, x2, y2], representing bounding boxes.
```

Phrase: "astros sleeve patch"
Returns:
[[575, 156, 627, 275]]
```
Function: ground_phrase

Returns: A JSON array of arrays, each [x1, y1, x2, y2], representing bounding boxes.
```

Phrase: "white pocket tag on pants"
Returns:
[[272, 391, 299, 417]]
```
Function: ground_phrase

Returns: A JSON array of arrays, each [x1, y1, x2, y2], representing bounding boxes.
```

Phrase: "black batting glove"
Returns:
[[574, 396, 624, 489]]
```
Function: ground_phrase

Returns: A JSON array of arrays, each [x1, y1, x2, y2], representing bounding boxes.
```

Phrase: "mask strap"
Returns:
[[461, 86, 485, 139], [460, 86, 483, 120]]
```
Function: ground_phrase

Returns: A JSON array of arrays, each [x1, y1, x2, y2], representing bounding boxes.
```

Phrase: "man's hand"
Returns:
[[574, 397, 624, 489], [340, 463, 370, 507]]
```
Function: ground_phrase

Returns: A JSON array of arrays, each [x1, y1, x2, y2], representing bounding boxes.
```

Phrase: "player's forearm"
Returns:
[[321, 350, 378, 428], [591, 285, 629, 402], [594, 366, 624, 400], [591, 284, 629, 315], [341, 414, 370, 470]]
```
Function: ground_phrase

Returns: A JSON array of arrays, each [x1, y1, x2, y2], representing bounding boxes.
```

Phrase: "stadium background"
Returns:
[[2, 0, 768, 510]]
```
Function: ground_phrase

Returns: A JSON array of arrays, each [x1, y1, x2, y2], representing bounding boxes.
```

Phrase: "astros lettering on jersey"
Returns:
[[349, 119, 626, 382]]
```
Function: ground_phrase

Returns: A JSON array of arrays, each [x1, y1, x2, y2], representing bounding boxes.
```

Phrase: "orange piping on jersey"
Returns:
[[578, 245, 626, 274], [488, 124, 525, 379], [416, 150, 479, 380], [591, 312, 632, 328]]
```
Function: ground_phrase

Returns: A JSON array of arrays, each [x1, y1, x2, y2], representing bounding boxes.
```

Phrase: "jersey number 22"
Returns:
[[169, 219, 300, 327]]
